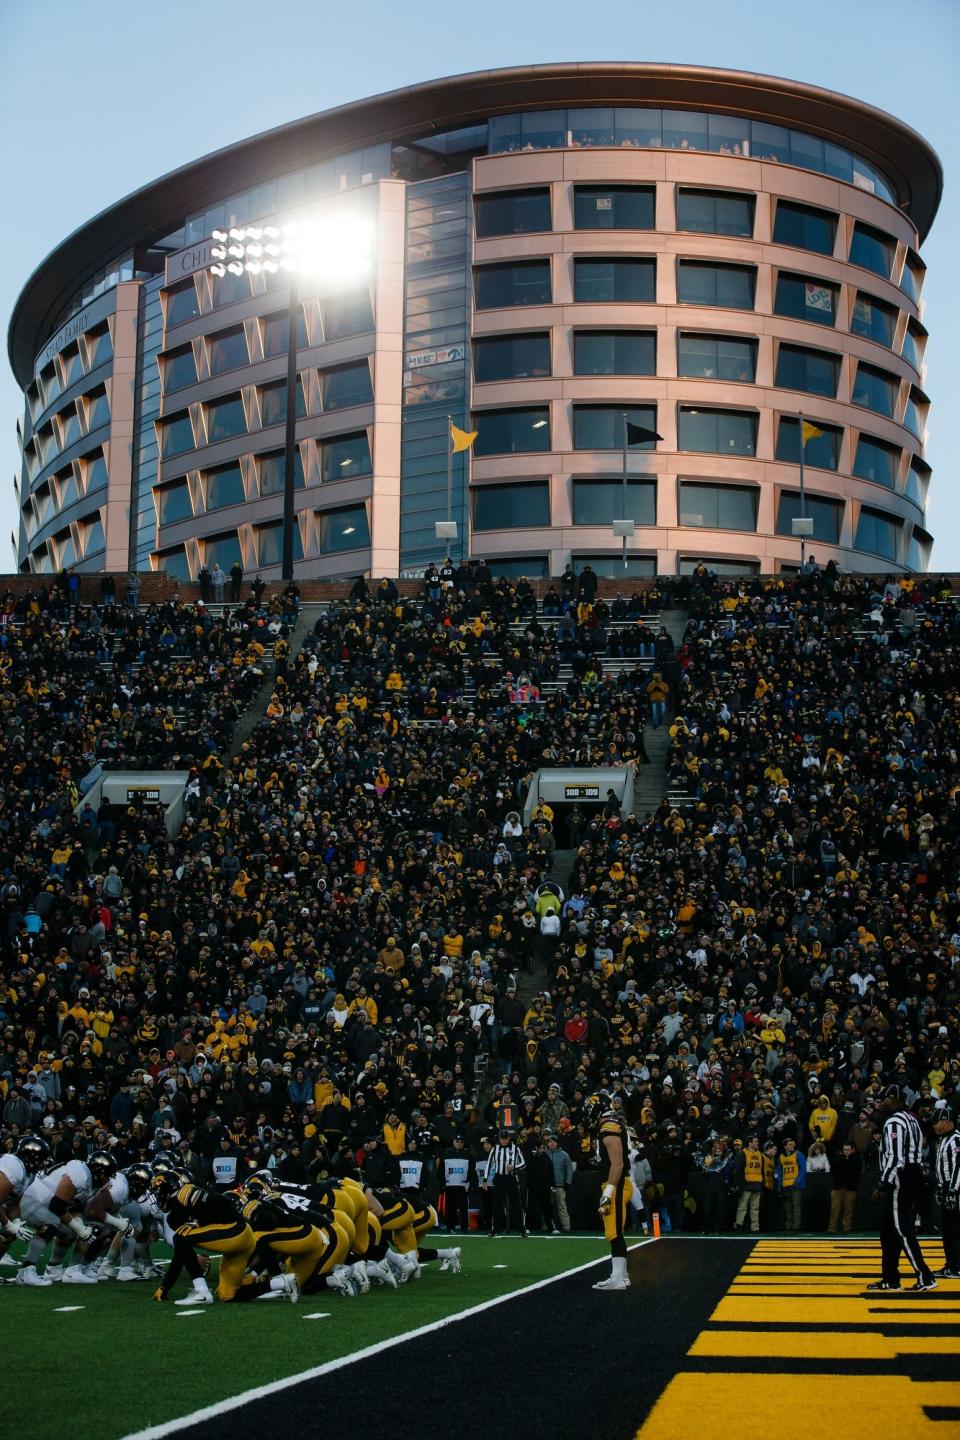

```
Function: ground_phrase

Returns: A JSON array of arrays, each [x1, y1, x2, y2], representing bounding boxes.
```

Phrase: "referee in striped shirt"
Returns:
[[933, 1104, 960, 1278], [866, 1086, 935, 1292], [485, 1130, 527, 1238]]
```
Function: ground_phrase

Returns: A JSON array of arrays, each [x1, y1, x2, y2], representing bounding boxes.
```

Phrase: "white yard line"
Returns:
[[122, 1239, 653, 1440]]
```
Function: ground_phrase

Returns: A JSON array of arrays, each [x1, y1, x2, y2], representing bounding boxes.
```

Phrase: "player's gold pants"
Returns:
[[175, 1219, 255, 1301], [602, 1177, 634, 1245]]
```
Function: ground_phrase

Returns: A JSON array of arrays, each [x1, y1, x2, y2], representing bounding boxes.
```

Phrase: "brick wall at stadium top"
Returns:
[[2, 574, 960, 605]]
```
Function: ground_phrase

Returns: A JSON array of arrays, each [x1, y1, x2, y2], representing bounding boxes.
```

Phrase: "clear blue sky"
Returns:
[[1, 0, 956, 566]]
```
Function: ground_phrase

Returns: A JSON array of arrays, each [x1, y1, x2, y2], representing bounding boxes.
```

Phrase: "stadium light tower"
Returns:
[[209, 214, 373, 580]]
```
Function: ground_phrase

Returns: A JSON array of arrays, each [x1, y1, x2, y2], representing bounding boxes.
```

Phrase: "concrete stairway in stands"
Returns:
[[227, 603, 319, 758]]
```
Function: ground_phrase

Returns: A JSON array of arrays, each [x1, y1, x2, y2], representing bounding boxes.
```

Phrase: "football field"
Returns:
[[4, 1235, 960, 1440]]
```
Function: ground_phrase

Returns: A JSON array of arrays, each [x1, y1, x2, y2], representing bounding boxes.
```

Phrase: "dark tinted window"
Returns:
[[475, 261, 551, 309], [775, 344, 840, 397], [204, 532, 242, 570], [676, 189, 754, 237], [777, 491, 842, 543], [574, 186, 655, 230], [260, 379, 307, 428], [573, 258, 655, 303], [258, 449, 305, 495], [473, 483, 550, 530], [158, 481, 193, 525], [473, 408, 551, 456], [209, 326, 248, 376], [320, 432, 372, 482], [263, 309, 309, 357], [206, 394, 246, 443], [774, 273, 837, 327], [323, 291, 375, 341], [850, 293, 896, 347], [160, 412, 194, 458], [678, 408, 757, 456], [475, 188, 552, 237], [677, 262, 755, 310], [573, 405, 658, 451], [775, 418, 841, 470], [678, 483, 758, 531], [322, 362, 373, 410], [572, 480, 656, 525], [853, 435, 900, 488], [318, 504, 370, 553], [574, 331, 656, 376], [678, 334, 756, 382], [852, 363, 898, 417], [206, 463, 246, 510], [86, 388, 111, 431], [256, 521, 304, 566], [855, 506, 899, 559], [164, 345, 198, 392], [166, 282, 199, 327], [213, 271, 251, 307], [773, 201, 837, 255], [474, 334, 551, 382], [850, 222, 895, 278]]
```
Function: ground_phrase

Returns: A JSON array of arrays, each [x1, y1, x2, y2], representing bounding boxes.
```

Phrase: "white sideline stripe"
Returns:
[[123, 1240, 652, 1440], [174, 1310, 207, 1317], [54, 1305, 85, 1312], [493, 1264, 508, 1269], [302, 1313, 330, 1321]]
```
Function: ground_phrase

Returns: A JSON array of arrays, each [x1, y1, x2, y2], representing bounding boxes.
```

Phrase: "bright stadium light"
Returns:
[[207, 208, 375, 581]]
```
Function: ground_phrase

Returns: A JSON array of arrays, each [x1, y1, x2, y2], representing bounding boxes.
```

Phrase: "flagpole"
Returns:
[[621, 410, 628, 571], [798, 412, 807, 570]]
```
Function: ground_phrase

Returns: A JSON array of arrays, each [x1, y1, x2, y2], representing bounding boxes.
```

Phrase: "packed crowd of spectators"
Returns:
[[0, 560, 957, 1236]]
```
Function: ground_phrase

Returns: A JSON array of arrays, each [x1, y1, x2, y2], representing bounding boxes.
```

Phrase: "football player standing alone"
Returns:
[[593, 1106, 634, 1292]]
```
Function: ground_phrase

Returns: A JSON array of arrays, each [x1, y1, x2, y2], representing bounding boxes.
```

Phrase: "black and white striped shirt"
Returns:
[[880, 1110, 924, 1184], [935, 1131, 960, 1194], [485, 1142, 526, 1181]]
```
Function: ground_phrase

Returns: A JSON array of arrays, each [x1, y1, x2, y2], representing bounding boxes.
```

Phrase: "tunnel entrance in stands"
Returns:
[[523, 766, 635, 845]]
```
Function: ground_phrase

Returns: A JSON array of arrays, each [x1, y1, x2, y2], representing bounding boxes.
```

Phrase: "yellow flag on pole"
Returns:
[[450, 423, 477, 453], [801, 420, 823, 446]]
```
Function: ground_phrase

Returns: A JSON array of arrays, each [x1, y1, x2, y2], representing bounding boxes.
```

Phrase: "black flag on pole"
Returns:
[[625, 421, 663, 446]]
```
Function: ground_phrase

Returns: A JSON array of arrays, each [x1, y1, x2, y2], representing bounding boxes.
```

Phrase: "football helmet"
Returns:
[[243, 1171, 277, 1198], [16, 1135, 50, 1174], [150, 1168, 189, 1207], [123, 1162, 154, 1199], [87, 1149, 118, 1186]]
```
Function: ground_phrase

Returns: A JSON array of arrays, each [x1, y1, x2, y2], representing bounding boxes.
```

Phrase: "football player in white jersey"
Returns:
[[86, 1162, 158, 1281], [18, 1149, 118, 1284], [0, 1136, 50, 1281]]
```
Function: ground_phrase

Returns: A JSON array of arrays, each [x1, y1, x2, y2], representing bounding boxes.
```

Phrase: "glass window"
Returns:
[[678, 333, 757, 382], [320, 431, 371, 482], [574, 331, 656, 375], [58, 404, 82, 450], [774, 273, 837, 327], [708, 114, 751, 156], [256, 521, 304, 566], [907, 529, 932, 572], [262, 309, 309, 357], [850, 222, 895, 278], [157, 480, 193, 525], [37, 425, 58, 467], [57, 468, 79, 509], [824, 142, 854, 185], [475, 188, 552, 237], [318, 504, 370, 553], [258, 448, 305, 494], [475, 260, 551, 309], [40, 364, 60, 409], [614, 108, 662, 148], [477, 555, 549, 577], [853, 434, 900, 488], [60, 345, 84, 389], [569, 108, 615, 147], [473, 407, 551, 456], [903, 391, 924, 439], [677, 407, 757, 456], [850, 293, 897, 347], [775, 417, 841, 471], [573, 405, 658, 451], [86, 324, 113, 369], [775, 344, 839, 398], [163, 345, 198, 392], [855, 506, 900, 560], [166, 281, 199, 327], [213, 271, 251, 307], [156, 546, 190, 580], [676, 189, 754, 237], [474, 334, 551, 382], [905, 459, 929, 508], [901, 325, 922, 371], [56, 531, 77, 569], [203, 532, 243, 570], [679, 556, 759, 576], [86, 388, 110, 431], [572, 480, 656, 525], [662, 110, 708, 150], [573, 554, 657, 577], [776, 490, 842, 543], [773, 201, 837, 255], [489, 112, 566, 152], [751, 122, 790, 161], [573, 258, 655, 303], [852, 363, 898, 418], [473, 482, 550, 530], [259, 378, 307, 427], [206, 393, 246, 443], [322, 362, 373, 411], [900, 262, 921, 304], [574, 186, 655, 230], [85, 452, 108, 493], [322, 290, 375, 341], [32, 484, 51, 525], [679, 483, 758, 531], [206, 462, 246, 510], [677, 261, 755, 310], [83, 516, 105, 556], [209, 326, 248, 376], [789, 130, 825, 173]]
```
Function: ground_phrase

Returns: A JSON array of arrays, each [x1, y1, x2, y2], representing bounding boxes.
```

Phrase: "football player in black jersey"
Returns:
[[592, 1100, 634, 1292]]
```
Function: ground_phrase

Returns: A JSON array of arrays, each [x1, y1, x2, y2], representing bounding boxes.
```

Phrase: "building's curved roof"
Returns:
[[8, 61, 943, 386]]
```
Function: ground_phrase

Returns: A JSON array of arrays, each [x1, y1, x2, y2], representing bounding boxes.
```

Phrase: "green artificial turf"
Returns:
[[1, 1236, 608, 1440]]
